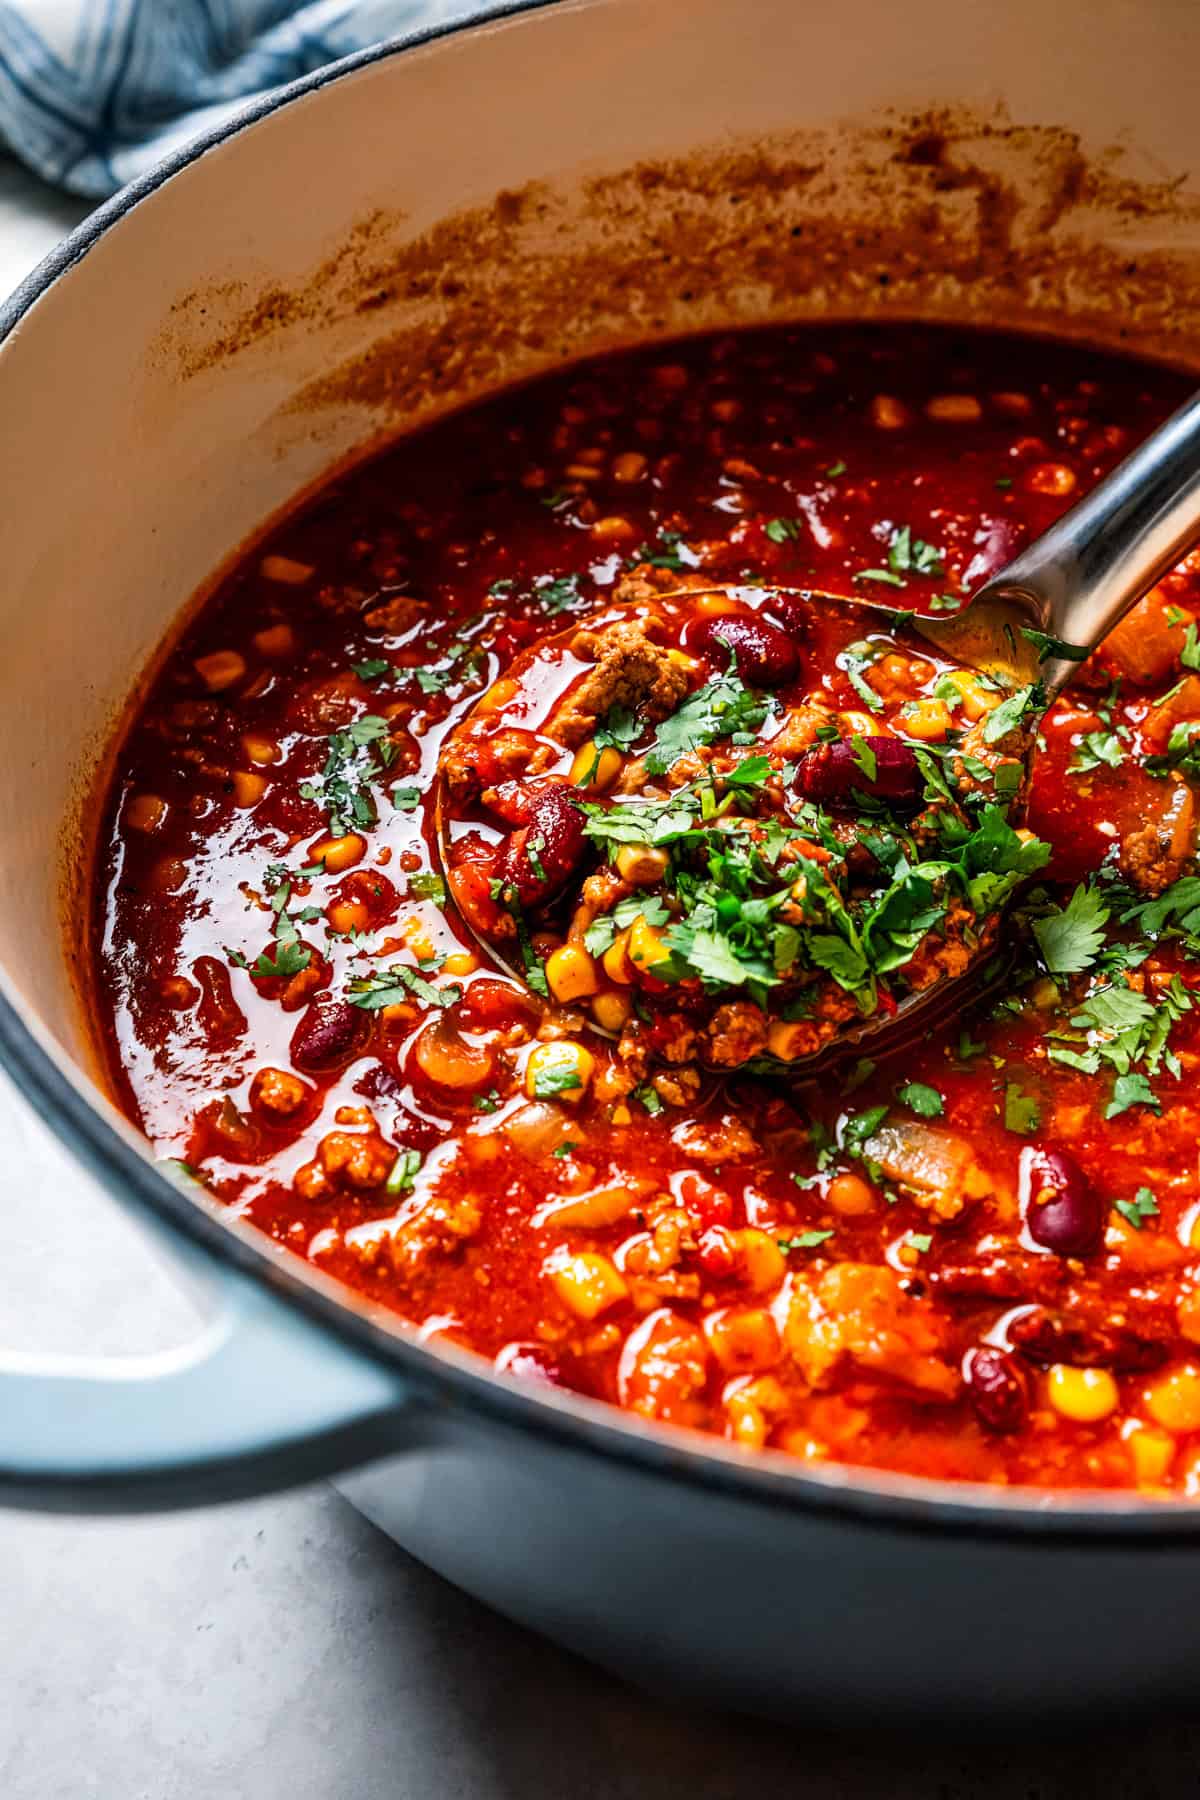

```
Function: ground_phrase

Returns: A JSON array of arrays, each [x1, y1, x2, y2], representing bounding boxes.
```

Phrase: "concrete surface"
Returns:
[[1, 150, 1197, 1798]]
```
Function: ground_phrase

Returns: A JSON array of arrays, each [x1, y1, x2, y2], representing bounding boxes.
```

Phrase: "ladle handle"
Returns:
[[974, 388, 1200, 691]]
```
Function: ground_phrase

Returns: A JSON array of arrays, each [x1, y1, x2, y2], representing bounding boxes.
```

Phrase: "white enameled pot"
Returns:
[[5, 0, 1200, 1721]]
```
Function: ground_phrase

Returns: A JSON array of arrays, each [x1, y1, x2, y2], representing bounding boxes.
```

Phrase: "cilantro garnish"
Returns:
[[352, 658, 392, 683], [982, 683, 1043, 745], [629, 528, 698, 572], [1070, 729, 1126, 773], [1115, 1185, 1159, 1229], [765, 518, 802, 544], [386, 1149, 422, 1195], [840, 642, 885, 713], [1020, 628, 1089, 665], [778, 1229, 835, 1251], [634, 1083, 664, 1116], [1182, 624, 1200, 672], [1003, 1083, 1041, 1134], [474, 1089, 501, 1114], [531, 1056, 584, 1099], [299, 715, 395, 837], [906, 1232, 934, 1255], [1106, 1073, 1161, 1119], [348, 964, 461, 1010], [895, 1081, 944, 1119], [409, 871, 448, 905], [645, 662, 772, 773], [1032, 884, 1110, 975], [532, 574, 584, 614], [392, 785, 422, 811]]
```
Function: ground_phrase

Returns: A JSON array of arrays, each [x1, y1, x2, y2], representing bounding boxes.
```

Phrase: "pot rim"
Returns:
[[5, 0, 1200, 1543]]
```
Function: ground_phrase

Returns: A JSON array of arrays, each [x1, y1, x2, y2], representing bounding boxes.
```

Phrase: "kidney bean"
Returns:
[[1020, 1146, 1105, 1258], [794, 736, 922, 808], [687, 613, 799, 686], [290, 993, 370, 1073], [965, 1346, 1029, 1433], [492, 779, 586, 911], [191, 954, 246, 1049], [1008, 1306, 1170, 1374]]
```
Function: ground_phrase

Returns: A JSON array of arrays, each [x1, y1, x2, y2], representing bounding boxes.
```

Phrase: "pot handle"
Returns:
[[0, 1230, 419, 1513]]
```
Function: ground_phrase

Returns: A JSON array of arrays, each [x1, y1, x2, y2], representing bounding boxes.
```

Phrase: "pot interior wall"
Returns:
[[2, 0, 1200, 1082]]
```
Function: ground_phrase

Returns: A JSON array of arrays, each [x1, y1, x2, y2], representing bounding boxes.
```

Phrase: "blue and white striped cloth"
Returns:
[[0, 0, 477, 198]]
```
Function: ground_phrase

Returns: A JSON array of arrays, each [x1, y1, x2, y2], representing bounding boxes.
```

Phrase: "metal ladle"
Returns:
[[437, 388, 1200, 1072]]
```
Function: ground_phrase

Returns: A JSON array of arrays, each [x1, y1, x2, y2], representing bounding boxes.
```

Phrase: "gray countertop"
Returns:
[[1, 153, 1196, 1799]]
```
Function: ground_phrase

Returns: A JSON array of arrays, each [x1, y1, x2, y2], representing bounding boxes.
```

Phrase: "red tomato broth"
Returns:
[[89, 324, 1200, 1493]]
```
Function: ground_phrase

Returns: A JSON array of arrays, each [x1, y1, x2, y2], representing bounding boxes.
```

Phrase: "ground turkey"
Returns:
[[547, 619, 690, 749]]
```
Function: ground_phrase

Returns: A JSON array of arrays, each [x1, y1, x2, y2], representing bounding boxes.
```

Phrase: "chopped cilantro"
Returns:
[[840, 642, 885, 713], [765, 517, 802, 544], [531, 1053, 585, 1099], [1070, 728, 1126, 774], [1032, 883, 1110, 975], [895, 1081, 944, 1118], [1115, 1185, 1159, 1229], [1003, 1082, 1041, 1134], [551, 1141, 578, 1158], [982, 683, 1043, 745], [392, 785, 422, 811], [300, 714, 395, 837], [352, 658, 392, 682], [409, 871, 448, 904], [645, 662, 772, 773], [386, 1148, 422, 1195], [778, 1229, 835, 1251], [1105, 1072, 1160, 1119], [629, 528, 698, 572], [1182, 624, 1200, 672], [532, 573, 584, 614], [826, 460, 847, 478], [634, 1083, 664, 1116], [887, 524, 945, 580], [906, 1232, 933, 1255], [473, 1090, 501, 1114], [348, 964, 461, 1010], [1020, 628, 1089, 665]]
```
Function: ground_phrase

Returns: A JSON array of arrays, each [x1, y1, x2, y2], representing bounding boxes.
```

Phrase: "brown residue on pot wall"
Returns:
[[156, 105, 1200, 448]]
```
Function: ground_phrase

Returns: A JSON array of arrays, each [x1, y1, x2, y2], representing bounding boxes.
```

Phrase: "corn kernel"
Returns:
[[242, 733, 281, 766], [870, 393, 908, 430], [839, 709, 882, 738], [901, 698, 954, 742], [925, 394, 983, 423], [194, 649, 246, 692], [610, 1101, 632, 1124], [703, 1307, 781, 1373], [1145, 1365, 1200, 1433], [473, 676, 519, 715], [1047, 1364, 1119, 1423], [628, 914, 670, 972], [590, 516, 636, 542], [602, 929, 633, 985], [546, 944, 599, 1003], [592, 990, 632, 1033], [1125, 1421, 1176, 1486], [827, 1172, 876, 1216], [442, 951, 478, 977], [664, 648, 702, 672], [309, 832, 366, 873], [253, 623, 296, 658], [766, 1019, 813, 1063], [260, 553, 314, 584], [525, 1040, 595, 1103], [569, 740, 622, 790], [737, 1228, 787, 1294], [615, 845, 669, 885], [611, 451, 648, 483], [545, 1249, 628, 1319], [232, 771, 267, 808], [125, 793, 167, 834], [1177, 1289, 1200, 1345], [327, 897, 370, 936], [939, 669, 999, 722]]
